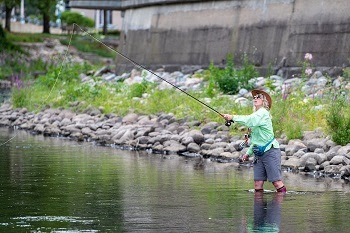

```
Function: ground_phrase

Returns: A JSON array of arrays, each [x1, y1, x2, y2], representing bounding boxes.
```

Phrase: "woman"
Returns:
[[223, 90, 286, 193]]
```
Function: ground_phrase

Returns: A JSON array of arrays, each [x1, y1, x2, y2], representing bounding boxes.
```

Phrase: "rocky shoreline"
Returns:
[[1, 102, 350, 181]]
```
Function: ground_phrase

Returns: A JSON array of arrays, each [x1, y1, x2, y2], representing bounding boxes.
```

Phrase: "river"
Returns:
[[1, 127, 350, 232]]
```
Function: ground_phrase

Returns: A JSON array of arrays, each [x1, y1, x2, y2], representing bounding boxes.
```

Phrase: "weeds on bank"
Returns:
[[10, 59, 349, 143]]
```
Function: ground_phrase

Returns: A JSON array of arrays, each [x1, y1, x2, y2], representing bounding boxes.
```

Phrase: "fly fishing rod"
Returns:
[[73, 23, 234, 126]]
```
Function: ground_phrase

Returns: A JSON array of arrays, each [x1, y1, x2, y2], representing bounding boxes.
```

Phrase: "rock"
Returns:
[[340, 165, 350, 177], [210, 142, 228, 150], [330, 155, 350, 165], [293, 149, 306, 158], [122, 113, 139, 124], [326, 145, 342, 161], [320, 161, 330, 170], [306, 138, 327, 152], [304, 158, 317, 171], [324, 165, 342, 175], [220, 152, 234, 158], [210, 148, 225, 156], [303, 128, 325, 141], [188, 130, 205, 145], [235, 97, 250, 107], [338, 145, 350, 156], [299, 153, 326, 167], [187, 143, 200, 153], [34, 124, 45, 133], [181, 136, 194, 146], [283, 157, 300, 169], [163, 140, 186, 154], [285, 140, 307, 156], [201, 122, 220, 134], [93, 66, 109, 77], [137, 136, 149, 144]]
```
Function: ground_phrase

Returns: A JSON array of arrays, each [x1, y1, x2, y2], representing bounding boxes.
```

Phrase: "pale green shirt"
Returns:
[[233, 107, 279, 156]]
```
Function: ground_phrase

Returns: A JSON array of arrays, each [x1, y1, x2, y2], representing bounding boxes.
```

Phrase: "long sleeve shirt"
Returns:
[[233, 107, 279, 156]]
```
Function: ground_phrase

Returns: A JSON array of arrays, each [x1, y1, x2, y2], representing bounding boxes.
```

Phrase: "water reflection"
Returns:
[[241, 192, 284, 233]]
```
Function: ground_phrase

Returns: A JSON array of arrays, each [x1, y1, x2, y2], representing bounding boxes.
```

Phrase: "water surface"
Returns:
[[1, 128, 350, 232]]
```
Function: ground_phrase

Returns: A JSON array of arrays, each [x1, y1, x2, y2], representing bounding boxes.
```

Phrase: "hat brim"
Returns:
[[251, 89, 272, 109]]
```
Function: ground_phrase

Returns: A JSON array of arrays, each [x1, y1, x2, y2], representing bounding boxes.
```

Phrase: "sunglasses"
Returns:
[[253, 94, 263, 100]]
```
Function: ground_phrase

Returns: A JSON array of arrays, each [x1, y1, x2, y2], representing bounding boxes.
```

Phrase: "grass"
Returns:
[[60, 35, 117, 58]]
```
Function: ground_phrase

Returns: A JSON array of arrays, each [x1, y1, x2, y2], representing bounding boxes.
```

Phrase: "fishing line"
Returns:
[[0, 28, 75, 147], [72, 23, 234, 126]]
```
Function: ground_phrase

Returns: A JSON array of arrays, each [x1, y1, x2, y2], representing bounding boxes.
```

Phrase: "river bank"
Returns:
[[1, 102, 349, 182]]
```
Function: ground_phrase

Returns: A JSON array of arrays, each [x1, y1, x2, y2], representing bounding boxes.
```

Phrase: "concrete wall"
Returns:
[[116, 0, 350, 73]]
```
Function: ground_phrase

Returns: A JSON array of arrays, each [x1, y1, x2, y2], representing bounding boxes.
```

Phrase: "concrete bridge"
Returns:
[[70, 0, 350, 75]]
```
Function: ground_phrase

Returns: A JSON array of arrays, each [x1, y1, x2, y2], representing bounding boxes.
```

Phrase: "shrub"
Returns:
[[61, 11, 94, 28], [327, 96, 350, 145], [208, 54, 257, 95]]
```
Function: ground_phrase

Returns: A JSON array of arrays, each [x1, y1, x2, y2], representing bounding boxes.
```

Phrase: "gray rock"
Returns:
[[326, 145, 342, 161], [314, 148, 325, 154], [338, 145, 350, 156], [201, 122, 220, 134], [188, 130, 205, 145], [283, 157, 300, 169], [285, 140, 307, 156], [34, 124, 45, 133], [181, 136, 194, 146], [330, 155, 350, 165], [299, 153, 326, 167], [340, 165, 350, 177], [187, 143, 200, 153], [163, 140, 186, 153], [294, 149, 306, 158], [306, 138, 327, 152], [205, 138, 215, 144], [210, 142, 228, 150], [122, 113, 139, 124], [138, 136, 149, 144], [324, 165, 342, 175], [200, 143, 211, 150], [304, 158, 317, 171], [210, 148, 225, 157], [320, 161, 330, 170]]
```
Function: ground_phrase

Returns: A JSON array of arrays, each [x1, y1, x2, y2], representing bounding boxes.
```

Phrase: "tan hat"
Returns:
[[251, 89, 272, 109]]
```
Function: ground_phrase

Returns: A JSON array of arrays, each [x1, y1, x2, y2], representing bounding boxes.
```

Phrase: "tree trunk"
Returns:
[[103, 10, 107, 35], [5, 5, 12, 32], [43, 12, 50, 34]]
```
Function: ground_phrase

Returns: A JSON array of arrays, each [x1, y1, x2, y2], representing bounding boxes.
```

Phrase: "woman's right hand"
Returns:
[[223, 114, 233, 121]]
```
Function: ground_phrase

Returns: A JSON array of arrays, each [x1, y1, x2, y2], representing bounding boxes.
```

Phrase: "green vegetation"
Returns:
[[206, 54, 257, 95], [61, 11, 95, 28], [60, 35, 117, 58], [10, 61, 344, 141], [0, 25, 23, 53], [327, 96, 350, 146]]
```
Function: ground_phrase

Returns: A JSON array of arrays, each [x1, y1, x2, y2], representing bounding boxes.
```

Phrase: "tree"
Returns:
[[28, 0, 57, 33], [0, 0, 20, 31]]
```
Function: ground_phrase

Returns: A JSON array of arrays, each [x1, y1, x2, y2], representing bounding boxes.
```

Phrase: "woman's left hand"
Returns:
[[223, 114, 233, 121]]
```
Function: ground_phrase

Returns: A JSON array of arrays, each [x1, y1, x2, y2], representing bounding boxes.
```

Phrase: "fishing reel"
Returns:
[[225, 119, 235, 127]]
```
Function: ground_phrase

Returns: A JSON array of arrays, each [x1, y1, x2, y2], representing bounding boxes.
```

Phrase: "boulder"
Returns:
[[330, 155, 350, 165], [163, 140, 186, 154], [122, 113, 139, 124], [304, 158, 317, 171], [283, 157, 300, 169], [306, 138, 327, 152], [187, 143, 200, 153], [188, 130, 205, 145], [285, 140, 307, 156]]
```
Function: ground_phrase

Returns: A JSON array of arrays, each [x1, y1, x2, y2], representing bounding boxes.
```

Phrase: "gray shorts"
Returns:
[[253, 147, 282, 182]]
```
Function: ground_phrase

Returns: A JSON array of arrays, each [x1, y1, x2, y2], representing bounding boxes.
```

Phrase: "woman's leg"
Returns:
[[254, 180, 264, 192], [272, 180, 286, 192]]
